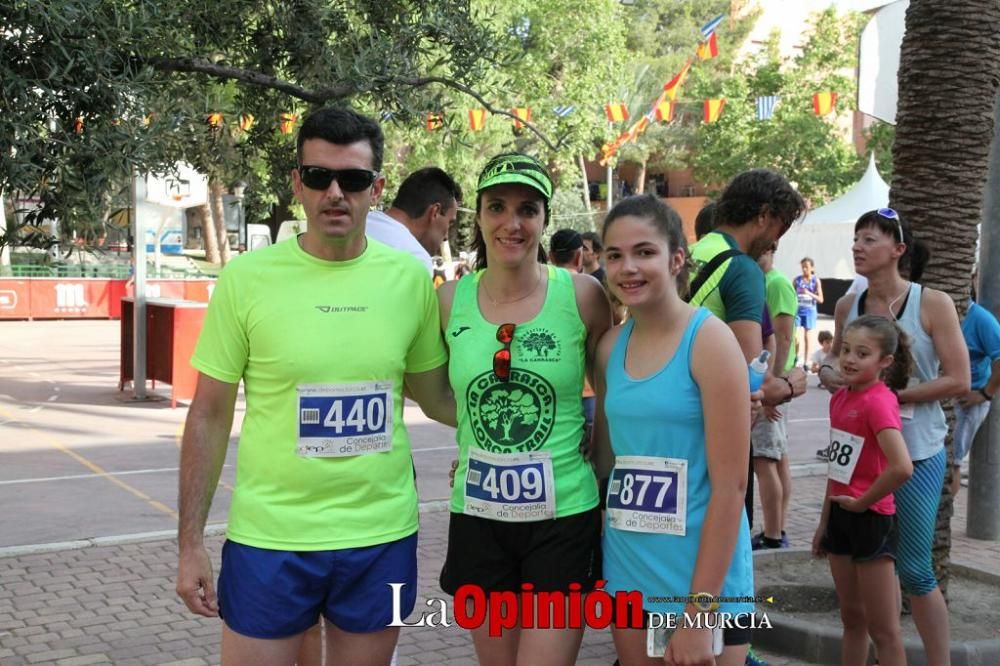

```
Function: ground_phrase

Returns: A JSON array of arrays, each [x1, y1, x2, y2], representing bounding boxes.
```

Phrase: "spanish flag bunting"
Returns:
[[704, 98, 726, 123], [813, 92, 837, 116], [73, 116, 84, 134], [511, 107, 532, 128], [654, 100, 674, 122], [663, 62, 692, 101], [604, 103, 630, 123], [696, 33, 719, 60], [206, 113, 224, 130], [238, 114, 255, 132], [626, 115, 650, 141], [280, 113, 298, 134], [468, 109, 487, 131], [425, 112, 444, 131]]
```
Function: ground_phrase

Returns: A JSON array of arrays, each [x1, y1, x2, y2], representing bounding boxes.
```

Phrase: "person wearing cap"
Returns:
[[548, 228, 584, 272], [436, 153, 612, 664], [176, 107, 457, 666]]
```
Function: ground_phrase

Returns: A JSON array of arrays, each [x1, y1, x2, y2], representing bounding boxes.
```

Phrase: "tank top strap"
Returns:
[[448, 270, 484, 327], [683, 308, 713, 372]]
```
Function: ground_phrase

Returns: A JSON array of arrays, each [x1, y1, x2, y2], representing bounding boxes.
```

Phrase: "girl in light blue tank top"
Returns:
[[822, 208, 969, 665], [593, 195, 755, 665]]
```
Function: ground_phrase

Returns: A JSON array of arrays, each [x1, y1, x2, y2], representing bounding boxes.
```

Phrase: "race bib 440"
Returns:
[[297, 382, 394, 457]]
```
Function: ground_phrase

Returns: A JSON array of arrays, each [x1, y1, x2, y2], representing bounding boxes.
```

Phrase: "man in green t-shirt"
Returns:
[[175, 107, 456, 666], [752, 243, 799, 550]]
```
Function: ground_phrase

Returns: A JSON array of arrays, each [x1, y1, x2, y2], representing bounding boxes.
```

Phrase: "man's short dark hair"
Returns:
[[581, 231, 602, 252], [393, 167, 463, 218], [715, 169, 805, 229], [549, 229, 583, 266], [695, 201, 717, 240], [296, 107, 384, 172]]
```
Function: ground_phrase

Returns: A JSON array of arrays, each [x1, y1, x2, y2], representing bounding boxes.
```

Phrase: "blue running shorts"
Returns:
[[218, 533, 418, 639]]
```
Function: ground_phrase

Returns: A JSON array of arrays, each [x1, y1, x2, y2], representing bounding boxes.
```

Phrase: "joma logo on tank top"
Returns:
[[466, 369, 556, 452]]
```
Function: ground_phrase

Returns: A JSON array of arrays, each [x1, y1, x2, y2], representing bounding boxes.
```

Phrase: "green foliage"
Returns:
[[689, 8, 869, 203], [864, 120, 896, 182]]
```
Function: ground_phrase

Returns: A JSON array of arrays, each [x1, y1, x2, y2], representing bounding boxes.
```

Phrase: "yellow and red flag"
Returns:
[[697, 33, 719, 60], [425, 112, 444, 131], [812, 92, 837, 116], [626, 116, 650, 141], [703, 99, 726, 123], [604, 103, 630, 123], [468, 109, 487, 131], [654, 100, 674, 122], [663, 62, 692, 101], [238, 114, 255, 132], [279, 113, 298, 134], [206, 113, 223, 130], [73, 116, 84, 134], [511, 107, 532, 128]]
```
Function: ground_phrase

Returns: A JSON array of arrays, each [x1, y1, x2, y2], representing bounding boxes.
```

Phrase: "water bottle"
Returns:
[[748, 350, 770, 392]]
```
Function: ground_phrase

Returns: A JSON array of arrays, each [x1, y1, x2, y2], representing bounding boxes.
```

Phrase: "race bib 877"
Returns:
[[607, 456, 688, 536], [297, 382, 394, 457]]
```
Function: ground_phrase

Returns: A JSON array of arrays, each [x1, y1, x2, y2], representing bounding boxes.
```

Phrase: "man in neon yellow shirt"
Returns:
[[175, 107, 455, 666]]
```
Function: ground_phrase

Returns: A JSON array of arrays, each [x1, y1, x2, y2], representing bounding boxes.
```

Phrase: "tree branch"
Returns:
[[138, 57, 559, 151]]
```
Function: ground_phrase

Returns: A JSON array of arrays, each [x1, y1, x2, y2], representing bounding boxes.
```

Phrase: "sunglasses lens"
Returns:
[[300, 167, 335, 190], [493, 349, 511, 381], [877, 207, 898, 220], [496, 323, 515, 344], [299, 167, 376, 192], [336, 169, 377, 192]]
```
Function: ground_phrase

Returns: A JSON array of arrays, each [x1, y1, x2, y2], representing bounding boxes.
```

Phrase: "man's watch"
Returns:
[[688, 592, 719, 612], [980, 388, 994, 401]]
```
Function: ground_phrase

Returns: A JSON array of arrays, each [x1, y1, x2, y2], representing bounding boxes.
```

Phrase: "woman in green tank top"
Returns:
[[436, 153, 612, 665]]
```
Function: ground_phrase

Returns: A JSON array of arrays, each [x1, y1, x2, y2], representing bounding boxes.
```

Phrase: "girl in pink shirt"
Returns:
[[812, 314, 914, 666]]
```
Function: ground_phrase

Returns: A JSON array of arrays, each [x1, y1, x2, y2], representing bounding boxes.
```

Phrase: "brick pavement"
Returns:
[[2, 473, 994, 665]]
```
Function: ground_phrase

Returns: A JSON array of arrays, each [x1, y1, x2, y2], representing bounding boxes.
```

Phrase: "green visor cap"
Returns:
[[476, 153, 553, 200]]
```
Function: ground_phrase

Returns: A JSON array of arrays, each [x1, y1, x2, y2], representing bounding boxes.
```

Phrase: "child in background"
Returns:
[[811, 330, 834, 374], [794, 258, 824, 370], [812, 314, 913, 666]]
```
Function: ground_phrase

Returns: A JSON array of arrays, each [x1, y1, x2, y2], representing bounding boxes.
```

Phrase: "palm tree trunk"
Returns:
[[210, 180, 230, 266], [199, 203, 221, 265], [636, 159, 647, 195], [890, 0, 1000, 597]]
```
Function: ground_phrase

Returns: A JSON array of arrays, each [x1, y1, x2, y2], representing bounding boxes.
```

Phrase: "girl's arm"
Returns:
[[814, 278, 824, 304], [832, 428, 913, 512], [899, 288, 970, 404], [573, 273, 613, 388], [688, 316, 751, 597], [812, 480, 833, 557], [590, 326, 620, 483]]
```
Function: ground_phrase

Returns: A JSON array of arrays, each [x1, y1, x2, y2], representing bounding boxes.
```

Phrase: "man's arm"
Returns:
[[771, 312, 795, 377], [176, 373, 239, 617], [405, 365, 457, 428]]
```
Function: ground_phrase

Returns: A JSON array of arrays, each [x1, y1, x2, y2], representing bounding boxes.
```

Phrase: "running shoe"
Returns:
[[816, 446, 830, 461], [750, 532, 785, 551], [745, 645, 769, 666]]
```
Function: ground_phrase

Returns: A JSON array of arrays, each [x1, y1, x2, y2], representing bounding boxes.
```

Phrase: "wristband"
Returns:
[[819, 364, 835, 375], [981, 388, 994, 401], [781, 376, 794, 403]]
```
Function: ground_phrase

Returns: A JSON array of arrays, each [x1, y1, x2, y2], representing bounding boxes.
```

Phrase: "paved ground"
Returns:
[[1, 319, 997, 665]]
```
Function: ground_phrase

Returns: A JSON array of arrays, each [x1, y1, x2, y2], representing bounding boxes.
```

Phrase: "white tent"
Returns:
[[775, 154, 889, 280]]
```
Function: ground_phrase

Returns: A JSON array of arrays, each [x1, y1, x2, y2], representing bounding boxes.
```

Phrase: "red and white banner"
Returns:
[[0, 278, 216, 320]]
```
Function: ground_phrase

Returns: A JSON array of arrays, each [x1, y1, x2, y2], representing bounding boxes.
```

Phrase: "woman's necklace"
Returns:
[[481, 266, 543, 306], [884, 281, 911, 319]]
